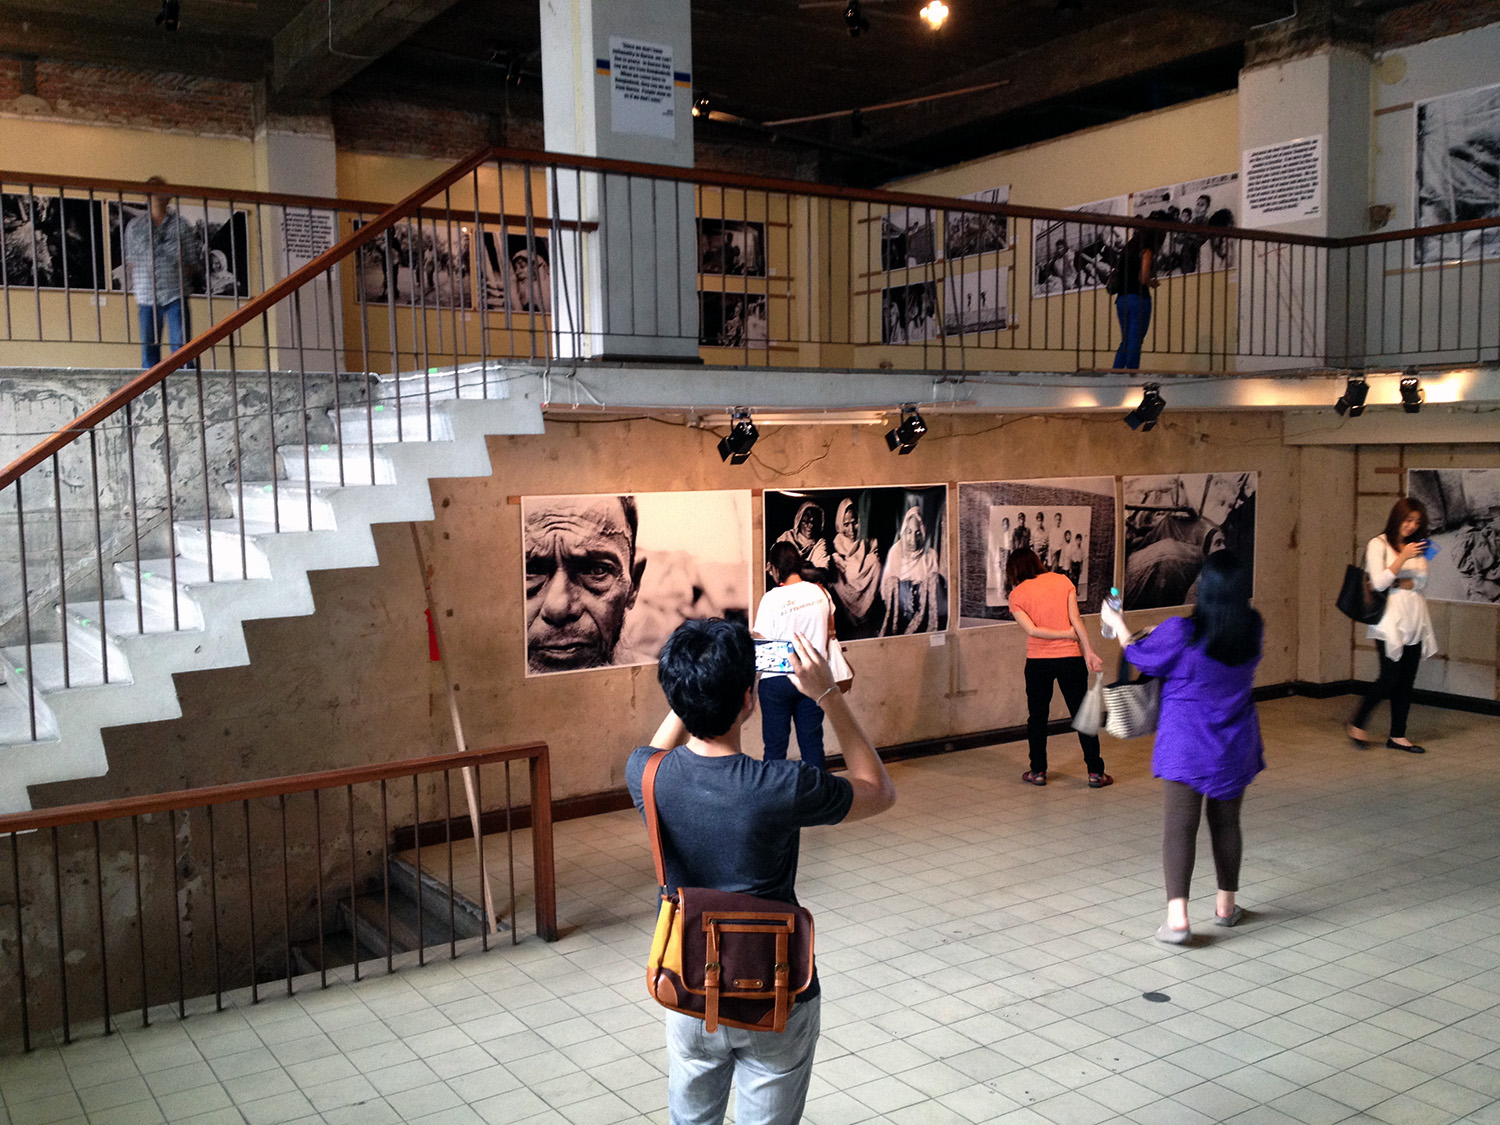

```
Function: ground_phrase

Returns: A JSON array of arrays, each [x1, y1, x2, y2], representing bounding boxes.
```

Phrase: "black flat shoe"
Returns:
[[1386, 739, 1426, 754]]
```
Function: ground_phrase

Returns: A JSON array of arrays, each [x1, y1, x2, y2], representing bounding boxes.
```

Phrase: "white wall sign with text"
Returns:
[[1241, 136, 1324, 228], [608, 38, 675, 140]]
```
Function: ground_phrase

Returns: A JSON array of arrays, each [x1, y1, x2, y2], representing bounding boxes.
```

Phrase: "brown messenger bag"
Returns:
[[641, 750, 815, 1033]]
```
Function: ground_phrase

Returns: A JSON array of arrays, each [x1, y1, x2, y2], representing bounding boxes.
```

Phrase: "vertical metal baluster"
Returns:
[[51, 826, 70, 1043], [504, 761, 516, 947], [11, 832, 31, 1051], [573, 166, 586, 358], [280, 794, 292, 996], [292, 289, 313, 531], [52, 454, 68, 688], [55, 189, 75, 340], [381, 779, 392, 974], [226, 338, 243, 582], [262, 313, 280, 534], [413, 775, 424, 964], [444, 770, 455, 960], [244, 798, 258, 1004], [384, 223, 402, 441], [194, 362, 212, 587], [159, 376, 180, 630], [208, 803, 222, 1010], [474, 767, 488, 951], [524, 171, 541, 359], [16, 477, 36, 740], [132, 815, 148, 1027], [322, 271, 348, 486], [313, 788, 325, 988], [169, 808, 185, 1019], [347, 784, 359, 981], [93, 821, 110, 1033], [88, 433, 108, 679], [88, 189, 104, 341]]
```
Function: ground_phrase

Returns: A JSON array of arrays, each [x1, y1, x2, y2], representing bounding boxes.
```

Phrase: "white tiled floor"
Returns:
[[4, 694, 1500, 1124]]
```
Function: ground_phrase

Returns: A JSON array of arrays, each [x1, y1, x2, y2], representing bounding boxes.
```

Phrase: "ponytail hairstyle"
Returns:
[[1190, 549, 1261, 666]]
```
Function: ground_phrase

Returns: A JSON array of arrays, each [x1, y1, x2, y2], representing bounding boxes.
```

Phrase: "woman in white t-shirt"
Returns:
[[1348, 498, 1437, 754], [754, 541, 836, 769]]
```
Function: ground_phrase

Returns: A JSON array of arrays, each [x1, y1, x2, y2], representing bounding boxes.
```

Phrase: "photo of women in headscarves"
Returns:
[[764, 486, 948, 640]]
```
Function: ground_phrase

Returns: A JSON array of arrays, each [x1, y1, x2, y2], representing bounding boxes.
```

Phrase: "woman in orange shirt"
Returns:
[[1006, 548, 1109, 788]]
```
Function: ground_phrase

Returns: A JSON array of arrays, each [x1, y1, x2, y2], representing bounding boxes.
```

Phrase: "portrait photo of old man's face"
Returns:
[[523, 495, 645, 673]]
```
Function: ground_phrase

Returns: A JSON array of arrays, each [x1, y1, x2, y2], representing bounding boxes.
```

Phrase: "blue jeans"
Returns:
[[1113, 293, 1152, 370], [665, 994, 820, 1125], [139, 300, 187, 368], [758, 675, 825, 770]]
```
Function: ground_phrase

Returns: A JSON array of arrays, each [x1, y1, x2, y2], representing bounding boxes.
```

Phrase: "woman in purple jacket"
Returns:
[[1101, 550, 1264, 944]]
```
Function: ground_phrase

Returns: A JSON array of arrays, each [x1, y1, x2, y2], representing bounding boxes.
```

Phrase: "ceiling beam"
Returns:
[[0, 11, 267, 82], [271, 0, 467, 100]]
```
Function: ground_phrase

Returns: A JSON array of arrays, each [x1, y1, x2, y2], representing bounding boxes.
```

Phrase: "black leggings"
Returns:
[[1350, 639, 1422, 739], [1024, 656, 1103, 774], [1162, 779, 1243, 900]]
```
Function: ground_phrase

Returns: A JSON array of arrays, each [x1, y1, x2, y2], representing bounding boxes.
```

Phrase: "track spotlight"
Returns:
[[1335, 374, 1369, 417], [717, 408, 759, 465], [845, 0, 870, 37], [885, 405, 927, 454], [919, 1, 949, 30], [1400, 370, 1424, 414], [155, 0, 180, 30], [691, 94, 710, 118], [1125, 384, 1165, 431]]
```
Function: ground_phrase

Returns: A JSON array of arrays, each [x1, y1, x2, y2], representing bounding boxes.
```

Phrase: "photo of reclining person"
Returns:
[[1123, 472, 1257, 610]]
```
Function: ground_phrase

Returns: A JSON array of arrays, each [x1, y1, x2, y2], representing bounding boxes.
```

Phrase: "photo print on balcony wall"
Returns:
[[108, 201, 250, 299], [1122, 472, 1257, 610], [881, 281, 939, 344], [521, 490, 752, 676], [957, 477, 1117, 626], [699, 291, 768, 347], [1415, 81, 1500, 265], [481, 232, 551, 314], [1031, 195, 1129, 299], [882, 206, 942, 270], [696, 218, 766, 276], [352, 218, 472, 309], [1406, 468, 1500, 604], [764, 486, 948, 640], [943, 265, 1008, 336], [944, 186, 1010, 259], [2, 193, 107, 290], [1131, 172, 1240, 277]]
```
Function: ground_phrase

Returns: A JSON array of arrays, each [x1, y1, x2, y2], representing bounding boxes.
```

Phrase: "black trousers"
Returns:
[[1024, 656, 1103, 775], [1162, 779, 1243, 900], [1351, 639, 1422, 739]]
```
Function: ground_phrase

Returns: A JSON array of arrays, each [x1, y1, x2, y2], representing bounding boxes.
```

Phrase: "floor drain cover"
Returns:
[[1142, 991, 1170, 1003]]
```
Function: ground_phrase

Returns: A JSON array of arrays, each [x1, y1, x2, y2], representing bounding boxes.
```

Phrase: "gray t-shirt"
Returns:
[[124, 211, 200, 306]]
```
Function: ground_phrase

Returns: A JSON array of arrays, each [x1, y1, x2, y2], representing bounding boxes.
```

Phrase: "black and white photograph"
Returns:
[[522, 490, 752, 676], [108, 201, 251, 298], [1415, 82, 1500, 265], [881, 281, 939, 344], [1132, 172, 1239, 277], [1122, 472, 1257, 610], [353, 218, 472, 308], [944, 186, 1010, 259], [1031, 195, 1129, 299], [881, 206, 941, 270], [697, 218, 766, 276], [943, 266, 1008, 335], [1407, 468, 1500, 604], [2, 193, 106, 290], [958, 477, 1116, 626], [764, 486, 948, 640], [699, 291, 768, 348], [481, 231, 550, 314]]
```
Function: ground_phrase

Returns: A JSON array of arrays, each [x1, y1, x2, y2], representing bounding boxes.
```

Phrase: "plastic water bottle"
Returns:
[[1101, 587, 1122, 639]]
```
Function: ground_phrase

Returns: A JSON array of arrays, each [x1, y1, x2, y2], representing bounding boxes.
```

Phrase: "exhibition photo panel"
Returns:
[[764, 486, 948, 640], [1122, 472, 1257, 610], [521, 490, 752, 676], [1030, 195, 1128, 299], [1415, 80, 1500, 265], [1130, 172, 1241, 277], [1406, 468, 1500, 605], [958, 477, 1117, 627]]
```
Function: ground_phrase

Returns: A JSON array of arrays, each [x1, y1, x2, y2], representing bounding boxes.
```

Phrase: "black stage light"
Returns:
[[717, 408, 759, 465], [156, 0, 180, 30], [885, 405, 927, 454], [1125, 383, 1165, 431], [1400, 371, 1424, 414], [845, 1, 870, 37], [1336, 374, 1369, 417]]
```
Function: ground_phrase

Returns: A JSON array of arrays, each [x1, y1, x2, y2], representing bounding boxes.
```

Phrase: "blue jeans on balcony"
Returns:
[[139, 300, 187, 369], [1113, 293, 1152, 370]]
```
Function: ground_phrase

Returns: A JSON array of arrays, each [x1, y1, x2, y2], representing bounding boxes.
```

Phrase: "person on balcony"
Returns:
[[1113, 217, 1165, 371], [125, 177, 201, 369]]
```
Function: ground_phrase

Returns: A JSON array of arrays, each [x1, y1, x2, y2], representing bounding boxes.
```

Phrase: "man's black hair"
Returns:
[[657, 618, 756, 740], [768, 541, 802, 584]]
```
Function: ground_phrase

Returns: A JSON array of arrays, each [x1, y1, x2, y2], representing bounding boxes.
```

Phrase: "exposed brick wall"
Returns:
[[0, 59, 257, 137], [332, 95, 500, 161], [1376, 1, 1500, 49]]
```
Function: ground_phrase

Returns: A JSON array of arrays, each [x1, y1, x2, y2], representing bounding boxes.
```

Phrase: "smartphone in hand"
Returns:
[[754, 639, 795, 674], [1421, 540, 1440, 560]]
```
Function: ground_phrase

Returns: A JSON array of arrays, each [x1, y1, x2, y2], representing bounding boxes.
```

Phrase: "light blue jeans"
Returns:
[[664, 994, 820, 1125]]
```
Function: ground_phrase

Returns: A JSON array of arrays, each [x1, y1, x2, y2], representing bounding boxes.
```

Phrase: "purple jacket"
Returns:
[[1124, 615, 1264, 799]]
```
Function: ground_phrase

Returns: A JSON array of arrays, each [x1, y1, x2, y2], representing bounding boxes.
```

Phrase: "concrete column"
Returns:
[[252, 111, 343, 373], [541, 0, 698, 360]]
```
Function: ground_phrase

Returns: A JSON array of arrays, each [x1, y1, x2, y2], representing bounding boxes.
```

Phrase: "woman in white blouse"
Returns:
[[1347, 498, 1438, 753]]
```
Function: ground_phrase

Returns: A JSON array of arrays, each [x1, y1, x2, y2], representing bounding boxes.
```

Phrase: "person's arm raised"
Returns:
[[787, 633, 895, 822], [648, 710, 688, 751]]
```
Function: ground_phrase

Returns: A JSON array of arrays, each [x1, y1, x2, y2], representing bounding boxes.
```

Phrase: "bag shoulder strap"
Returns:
[[641, 749, 670, 890]]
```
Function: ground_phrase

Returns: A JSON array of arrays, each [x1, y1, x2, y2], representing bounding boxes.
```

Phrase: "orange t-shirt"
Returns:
[[1009, 571, 1082, 659]]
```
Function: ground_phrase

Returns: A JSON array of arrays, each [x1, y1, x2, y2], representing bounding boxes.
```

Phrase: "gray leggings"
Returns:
[[1162, 779, 1243, 900]]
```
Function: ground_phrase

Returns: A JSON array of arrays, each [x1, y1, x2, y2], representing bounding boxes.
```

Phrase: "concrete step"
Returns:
[[173, 520, 276, 579], [56, 602, 136, 682], [228, 481, 339, 532], [114, 559, 210, 629], [280, 443, 396, 487], [3, 640, 118, 694], [388, 854, 488, 940], [338, 402, 454, 445], [0, 680, 59, 742]]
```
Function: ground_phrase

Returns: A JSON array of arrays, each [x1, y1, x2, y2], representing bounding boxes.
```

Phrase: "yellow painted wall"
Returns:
[[0, 116, 257, 187]]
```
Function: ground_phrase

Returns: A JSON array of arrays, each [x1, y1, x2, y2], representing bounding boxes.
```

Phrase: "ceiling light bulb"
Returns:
[[919, 1, 949, 29]]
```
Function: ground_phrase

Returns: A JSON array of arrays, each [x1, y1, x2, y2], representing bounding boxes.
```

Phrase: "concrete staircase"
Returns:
[[0, 367, 544, 813]]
